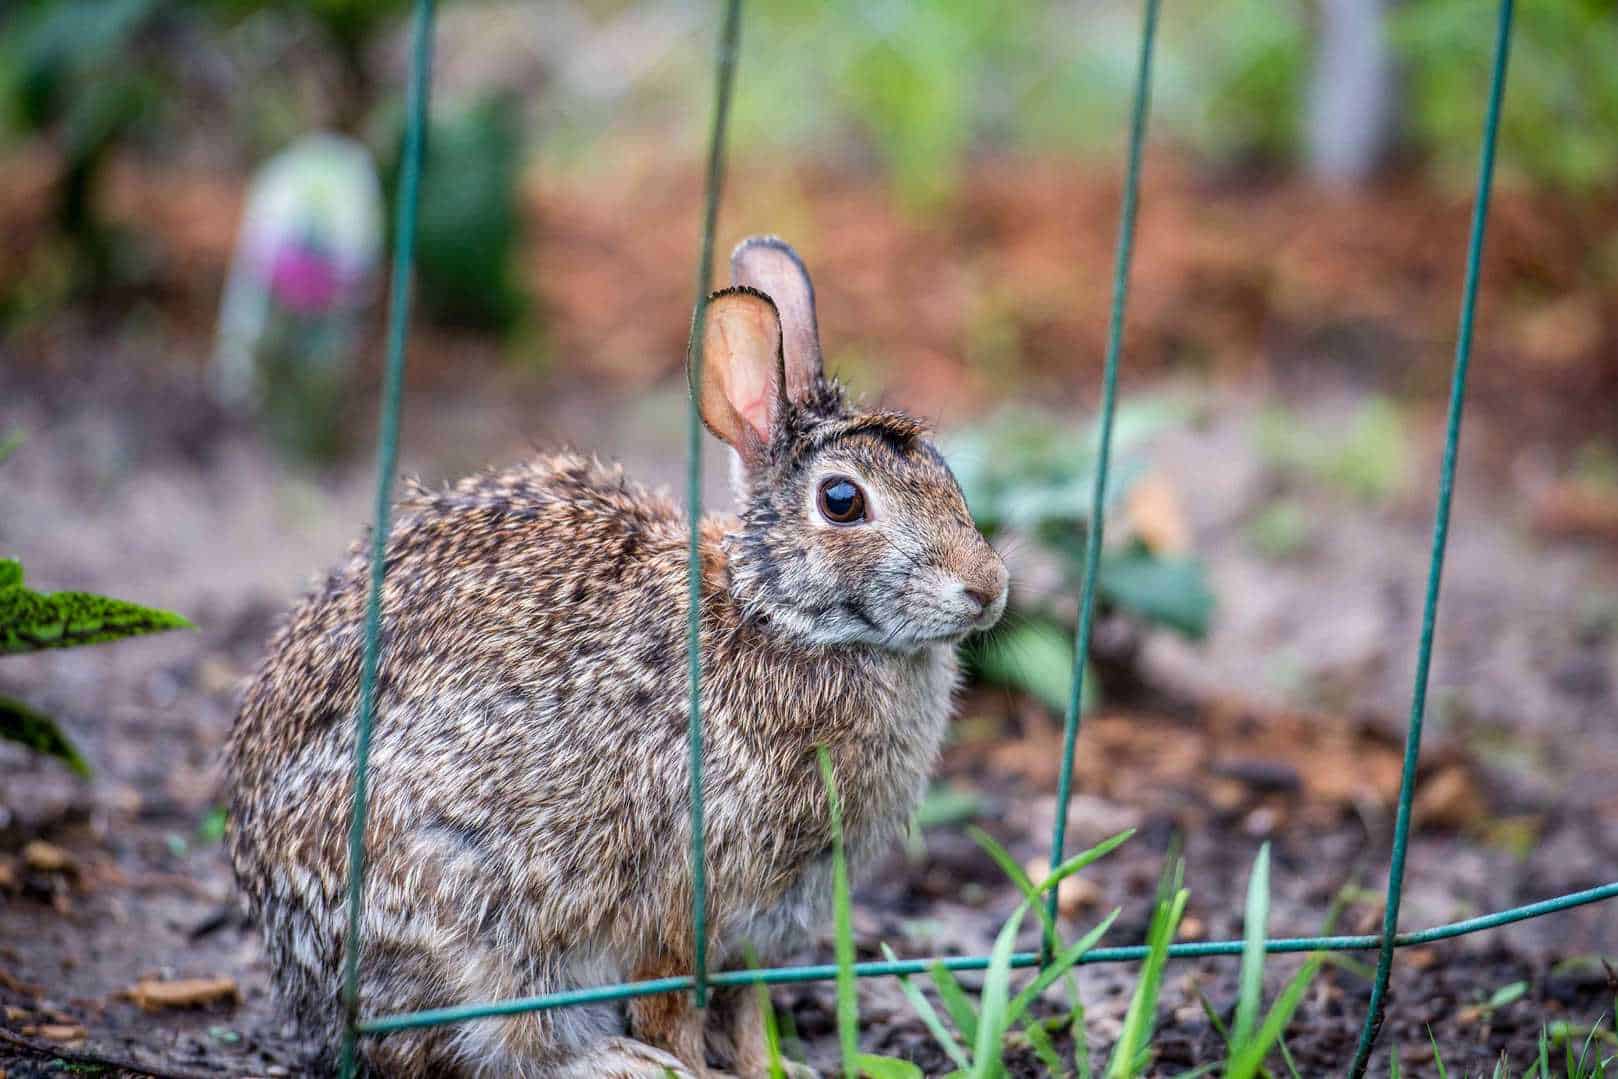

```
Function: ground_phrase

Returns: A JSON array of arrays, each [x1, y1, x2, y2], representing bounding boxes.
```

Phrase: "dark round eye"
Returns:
[[817, 476, 867, 525]]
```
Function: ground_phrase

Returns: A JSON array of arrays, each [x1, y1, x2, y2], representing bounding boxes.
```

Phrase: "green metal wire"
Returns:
[[356, 879, 1618, 1034], [683, 0, 745, 1012], [337, 0, 434, 1075], [1348, 1, 1515, 1074], [1045, 0, 1160, 952]]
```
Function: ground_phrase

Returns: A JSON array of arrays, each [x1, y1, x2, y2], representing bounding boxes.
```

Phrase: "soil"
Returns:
[[3, 162, 1617, 1077]]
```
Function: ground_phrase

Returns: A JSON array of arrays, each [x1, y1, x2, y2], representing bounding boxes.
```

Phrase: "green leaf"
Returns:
[[967, 618, 1097, 716], [1226, 956, 1321, 1079], [197, 806, 228, 844], [1487, 980, 1528, 1010], [1233, 842, 1272, 1049], [1006, 910, 1120, 1025], [1022, 1016, 1066, 1077], [971, 900, 1029, 1079], [0, 694, 90, 777], [1, 560, 193, 654], [929, 963, 980, 1047], [1429, 1025, 1449, 1079], [1096, 550, 1214, 640], [1106, 882, 1189, 1078], [0, 430, 22, 465], [882, 944, 970, 1072], [744, 944, 788, 1079], [819, 748, 861, 1079], [857, 1056, 923, 1079]]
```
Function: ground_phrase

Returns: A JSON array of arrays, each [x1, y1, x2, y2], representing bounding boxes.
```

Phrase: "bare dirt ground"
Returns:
[[3, 163, 1618, 1076]]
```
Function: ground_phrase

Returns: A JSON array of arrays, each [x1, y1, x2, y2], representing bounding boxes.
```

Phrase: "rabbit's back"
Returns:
[[227, 453, 727, 1067]]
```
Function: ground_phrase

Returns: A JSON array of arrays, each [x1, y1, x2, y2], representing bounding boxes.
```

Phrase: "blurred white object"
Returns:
[[214, 133, 383, 409], [1308, 0, 1396, 184]]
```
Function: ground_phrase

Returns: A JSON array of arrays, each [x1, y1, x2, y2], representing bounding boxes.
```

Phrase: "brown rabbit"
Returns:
[[225, 236, 1008, 1077]]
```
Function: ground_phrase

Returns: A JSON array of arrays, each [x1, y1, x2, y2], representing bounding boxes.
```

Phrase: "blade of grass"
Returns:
[[930, 963, 981, 1047], [1278, 1036, 1303, 1079], [1073, 998, 1093, 1079], [1233, 843, 1272, 1049], [971, 901, 1030, 1079], [1430, 1026, 1449, 1079], [1105, 884, 1189, 1077], [1007, 909, 1121, 1025], [1227, 956, 1322, 1079], [1197, 990, 1233, 1047], [743, 944, 787, 1079], [882, 944, 970, 1072], [1023, 1013, 1066, 1077], [969, 826, 1132, 952], [818, 748, 859, 1078]]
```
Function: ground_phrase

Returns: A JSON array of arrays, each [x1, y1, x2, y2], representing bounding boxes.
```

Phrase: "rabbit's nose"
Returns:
[[963, 586, 996, 614]]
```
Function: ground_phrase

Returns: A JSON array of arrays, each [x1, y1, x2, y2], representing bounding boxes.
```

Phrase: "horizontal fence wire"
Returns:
[[1348, 0, 1516, 1073], [355, 879, 1618, 1034]]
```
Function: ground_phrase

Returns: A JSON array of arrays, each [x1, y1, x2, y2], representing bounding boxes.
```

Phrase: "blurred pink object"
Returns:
[[214, 133, 383, 406], [268, 241, 345, 315]]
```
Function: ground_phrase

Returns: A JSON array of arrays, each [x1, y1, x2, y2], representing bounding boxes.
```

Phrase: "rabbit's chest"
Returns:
[[795, 644, 959, 861]]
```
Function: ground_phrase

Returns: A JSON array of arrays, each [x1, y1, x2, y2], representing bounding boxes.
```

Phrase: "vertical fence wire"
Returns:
[[683, 0, 745, 1010], [1043, 0, 1161, 950], [1347, 0, 1515, 1073], [337, 0, 435, 1074]]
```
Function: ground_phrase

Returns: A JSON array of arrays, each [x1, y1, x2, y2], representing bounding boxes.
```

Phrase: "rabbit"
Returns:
[[225, 235, 1009, 1078]]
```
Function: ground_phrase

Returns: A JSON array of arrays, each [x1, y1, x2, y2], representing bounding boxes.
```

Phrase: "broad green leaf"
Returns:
[[0, 694, 90, 777], [856, 1055, 923, 1079], [1487, 980, 1528, 1010], [1095, 550, 1214, 640], [967, 618, 1097, 716]]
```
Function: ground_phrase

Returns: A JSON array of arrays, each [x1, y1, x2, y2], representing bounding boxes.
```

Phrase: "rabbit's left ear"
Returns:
[[730, 236, 822, 404], [693, 286, 785, 467]]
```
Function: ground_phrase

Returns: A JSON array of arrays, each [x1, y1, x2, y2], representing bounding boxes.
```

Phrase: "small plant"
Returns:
[[1255, 398, 1410, 504], [1, 441, 191, 773], [946, 402, 1213, 714]]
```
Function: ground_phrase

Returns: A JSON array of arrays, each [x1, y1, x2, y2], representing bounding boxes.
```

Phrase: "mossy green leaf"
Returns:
[[0, 560, 192, 654], [0, 693, 91, 777]]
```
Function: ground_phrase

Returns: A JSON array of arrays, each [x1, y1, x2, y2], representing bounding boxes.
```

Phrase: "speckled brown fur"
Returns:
[[225, 237, 1007, 1077]]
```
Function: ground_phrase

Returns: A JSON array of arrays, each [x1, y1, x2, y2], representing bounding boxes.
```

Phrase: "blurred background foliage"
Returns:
[[5, 0, 1618, 320]]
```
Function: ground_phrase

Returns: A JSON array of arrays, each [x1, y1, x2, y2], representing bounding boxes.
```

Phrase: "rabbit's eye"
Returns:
[[817, 476, 867, 525]]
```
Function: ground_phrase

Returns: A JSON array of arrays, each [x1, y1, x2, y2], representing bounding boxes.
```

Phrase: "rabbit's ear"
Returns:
[[694, 286, 785, 466], [730, 236, 822, 404]]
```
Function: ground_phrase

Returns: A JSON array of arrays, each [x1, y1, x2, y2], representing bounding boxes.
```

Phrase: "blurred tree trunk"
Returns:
[[1307, 0, 1398, 183]]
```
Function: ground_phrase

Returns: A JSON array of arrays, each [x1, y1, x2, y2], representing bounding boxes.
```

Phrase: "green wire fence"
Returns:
[[333, 0, 1618, 1075]]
